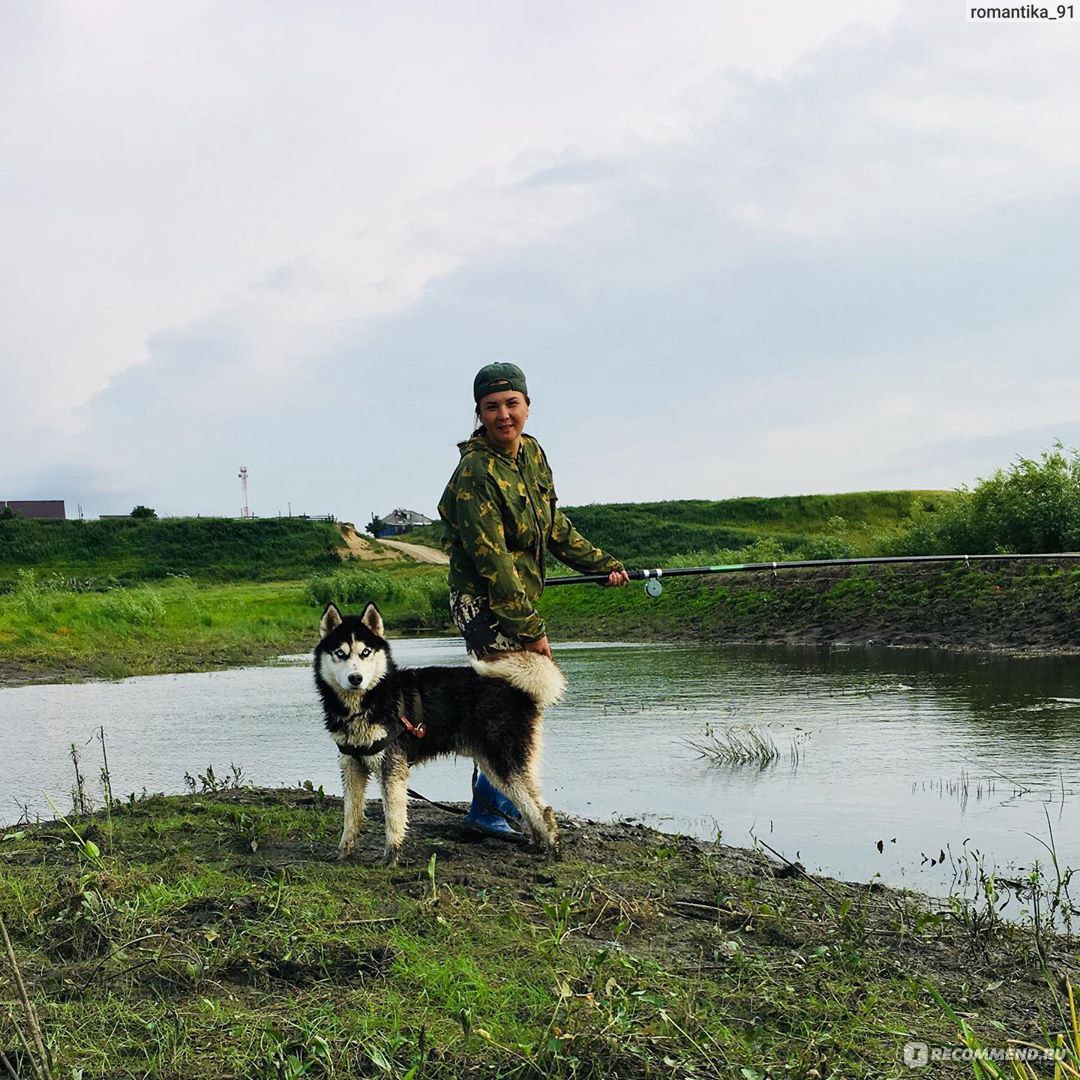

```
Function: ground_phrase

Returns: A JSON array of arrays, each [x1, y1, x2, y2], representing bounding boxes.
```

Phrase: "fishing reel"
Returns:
[[637, 570, 663, 599]]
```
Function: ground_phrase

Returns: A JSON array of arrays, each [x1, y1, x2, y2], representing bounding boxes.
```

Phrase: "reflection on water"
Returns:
[[2, 639, 1079, 897]]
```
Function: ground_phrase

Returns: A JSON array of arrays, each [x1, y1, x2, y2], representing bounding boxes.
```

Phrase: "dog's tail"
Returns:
[[468, 652, 566, 709]]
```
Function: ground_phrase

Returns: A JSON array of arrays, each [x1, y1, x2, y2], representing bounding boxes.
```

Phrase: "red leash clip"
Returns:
[[400, 714, 426, 739]]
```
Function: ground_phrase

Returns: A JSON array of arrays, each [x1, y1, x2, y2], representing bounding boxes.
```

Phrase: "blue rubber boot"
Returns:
[[464, 771, 525, 841]]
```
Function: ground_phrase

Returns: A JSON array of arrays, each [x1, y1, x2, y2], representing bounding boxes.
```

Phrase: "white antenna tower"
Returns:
[[238, 466, 251, 519]]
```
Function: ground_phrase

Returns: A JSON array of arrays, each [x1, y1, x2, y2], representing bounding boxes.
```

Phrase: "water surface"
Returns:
[[3, 639, 1079, 898]]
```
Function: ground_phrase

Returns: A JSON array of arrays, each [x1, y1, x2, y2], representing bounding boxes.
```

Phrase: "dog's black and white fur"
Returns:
[[314, 602, 565, 865]]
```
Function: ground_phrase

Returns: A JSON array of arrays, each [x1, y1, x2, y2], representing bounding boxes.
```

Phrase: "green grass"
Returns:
[[1, 788, 1071, 1078]]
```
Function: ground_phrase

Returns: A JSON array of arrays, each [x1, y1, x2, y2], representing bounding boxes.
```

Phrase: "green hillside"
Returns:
[[0, 491, 959, 588], [561, 491, 952, 563], [0, 517, 345, 583], [403, 490, 954, 564]]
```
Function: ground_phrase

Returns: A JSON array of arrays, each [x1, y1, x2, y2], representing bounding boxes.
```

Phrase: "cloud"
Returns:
[[5, 0, 1078, 519], [2, 0, 892, 429]]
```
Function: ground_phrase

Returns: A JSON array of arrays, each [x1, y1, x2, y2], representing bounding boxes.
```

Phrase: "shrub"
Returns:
[[890, 444, 1080, 555], [801, 517, 856, 561], [742, 537, 790, 564], [663, 538, 792, 570]]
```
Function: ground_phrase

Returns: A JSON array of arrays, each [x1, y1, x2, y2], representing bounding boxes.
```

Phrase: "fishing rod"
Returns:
[[547, 552, 1080, 598]]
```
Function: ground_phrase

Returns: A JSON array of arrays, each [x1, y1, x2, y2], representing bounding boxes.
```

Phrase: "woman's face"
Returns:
[[478, 389, 530, 452]]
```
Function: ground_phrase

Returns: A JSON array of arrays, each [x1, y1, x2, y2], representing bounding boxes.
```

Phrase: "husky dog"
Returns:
[[314, 602, 565, 865]]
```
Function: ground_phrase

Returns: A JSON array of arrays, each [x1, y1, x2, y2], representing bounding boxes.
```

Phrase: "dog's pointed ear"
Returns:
[[320, 603, 342, 639], [360, 602, 384, 638]]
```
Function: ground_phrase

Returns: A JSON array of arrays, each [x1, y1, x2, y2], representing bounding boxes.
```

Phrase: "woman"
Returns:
[[438, 362, 629, 838]]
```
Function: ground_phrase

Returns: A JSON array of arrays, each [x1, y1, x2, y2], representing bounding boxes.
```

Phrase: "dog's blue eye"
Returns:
[[334, 648, 347, 659], [360, 648, 371, 659]]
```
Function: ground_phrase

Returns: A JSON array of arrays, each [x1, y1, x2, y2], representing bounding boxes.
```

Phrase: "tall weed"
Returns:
[[11, 569, 56, 619], [306, 570, 449, 627], [166, 573, 206, 617], [307, 568, 394, 607], [100, 586, 167, 626]]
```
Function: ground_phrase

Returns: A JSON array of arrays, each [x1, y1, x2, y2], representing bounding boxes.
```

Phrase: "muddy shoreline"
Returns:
[[1, 786, 1076, 1077], [540, 561, 1080, 657]]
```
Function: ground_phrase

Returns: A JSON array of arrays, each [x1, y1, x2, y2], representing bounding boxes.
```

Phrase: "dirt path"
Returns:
[[336, 524, 448, 565], [377, 538, 449, 564]]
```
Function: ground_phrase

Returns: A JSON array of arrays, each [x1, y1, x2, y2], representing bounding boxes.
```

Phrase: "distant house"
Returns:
[[376, 508, 434, 537], [1, 500, 65, 520]]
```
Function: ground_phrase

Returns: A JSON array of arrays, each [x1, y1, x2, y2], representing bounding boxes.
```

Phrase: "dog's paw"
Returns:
[[337, 838, 357, 860], [380, 844, 401, 867]]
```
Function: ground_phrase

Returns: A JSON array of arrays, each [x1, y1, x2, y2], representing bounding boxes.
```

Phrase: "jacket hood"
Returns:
[[456, 435, 487, 459], [457, 434, 528, 461]]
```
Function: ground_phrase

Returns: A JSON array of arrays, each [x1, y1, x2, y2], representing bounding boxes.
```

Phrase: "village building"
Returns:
[[0, 500, 66, 520], [375, 508, 434, 537]]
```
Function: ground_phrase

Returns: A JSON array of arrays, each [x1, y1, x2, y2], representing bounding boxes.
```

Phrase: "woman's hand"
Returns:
[[522, 635, 554, 659], [605, 569, 630, 587]]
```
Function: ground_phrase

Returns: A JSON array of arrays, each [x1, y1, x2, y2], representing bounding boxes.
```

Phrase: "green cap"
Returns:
[[473, 362, 528, 402]]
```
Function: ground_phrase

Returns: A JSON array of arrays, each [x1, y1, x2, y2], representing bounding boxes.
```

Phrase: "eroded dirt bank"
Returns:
[[542, 561, 1080, 655]]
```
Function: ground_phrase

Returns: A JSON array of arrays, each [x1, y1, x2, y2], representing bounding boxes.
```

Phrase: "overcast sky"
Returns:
[[3, 1, 1078, 523]]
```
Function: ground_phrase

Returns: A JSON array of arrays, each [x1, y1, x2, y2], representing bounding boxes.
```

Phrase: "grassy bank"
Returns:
[[0, 568, 451, 684], [1, 787, 1077, 1078], [2, 559, 1078, 686]]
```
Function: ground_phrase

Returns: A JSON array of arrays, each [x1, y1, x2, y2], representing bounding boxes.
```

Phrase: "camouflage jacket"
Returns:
[[438, 434, 624, 642]]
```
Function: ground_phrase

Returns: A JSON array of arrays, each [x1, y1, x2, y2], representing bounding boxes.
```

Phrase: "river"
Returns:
[[2, 639, 1078, 901]]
